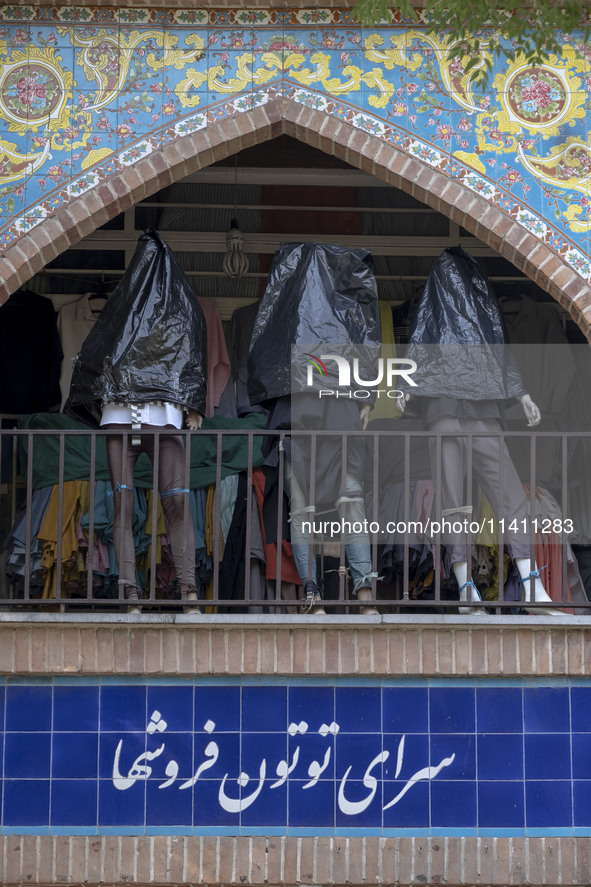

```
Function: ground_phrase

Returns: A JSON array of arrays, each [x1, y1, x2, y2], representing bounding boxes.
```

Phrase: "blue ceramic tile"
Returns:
[[147, 686, 194, 733], [53, 686, 99, 732], [240, 781, 288, 827], [573, 734, 591, 779], [524, 688, 570, 733], [194, 687, 240, 733], [382, 734, 429, 782], [51, 780, 98, 827], [194, 732, 240, 781], [430, 735, 475, 780], [335, 734, 384, 781], [100, 685, 147, 732], [525, 781, 572, 828], [98, 780, 146, 827], [52, 733, 98, 779], [476, 687, 523, 733], [145, 733, 194, 785], [335, 687, 381, 733], [429, 688, 475, 734], [478, 782, 525, 828], [477, 734, 524, 781], [288, 686, 334, 729], [382, 780, 430, 829], [145, 780, 192, 826], [571, 688, 591, 732], [5, 686, 52, 732], [99, 732, 146, 781], [573, 781, 591, 827], [430, 782, 477, 828], [193, 779, 240, 827], [383, 687, 428, 734], [3, 780, 50, 827], [335, 779, 383, 829], [241, 733, 287, 778], [242, 687, 287, 733], [4, 733, 51, 779], [288, 733, 335, 784], [289, 780, 335, 828], [524, 734, 571, 780]]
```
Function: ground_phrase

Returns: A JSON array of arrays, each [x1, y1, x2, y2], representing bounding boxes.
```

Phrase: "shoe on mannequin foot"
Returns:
[[357, 587, 379, 616], [304, 579, 326, 615], [183, 590, 201, 616]]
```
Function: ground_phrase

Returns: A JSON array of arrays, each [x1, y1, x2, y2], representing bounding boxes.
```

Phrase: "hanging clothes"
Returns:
[[57, 294, 107, 410], [0, 290, 62, 413], [197, 296, 232, 418], [37, 480, 83, 599]]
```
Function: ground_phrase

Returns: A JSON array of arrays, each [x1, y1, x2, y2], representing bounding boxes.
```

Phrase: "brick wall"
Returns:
[[0, 615, 590, 886]]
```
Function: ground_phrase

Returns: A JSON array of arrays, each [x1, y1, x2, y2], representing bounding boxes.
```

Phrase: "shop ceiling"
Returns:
[[39, 135, 554, 311]]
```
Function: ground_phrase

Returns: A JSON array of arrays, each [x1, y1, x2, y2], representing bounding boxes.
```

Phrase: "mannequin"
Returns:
[[65, 229, 208, 614], [405, 248, 565, 616], [248, 243, 381, 615]]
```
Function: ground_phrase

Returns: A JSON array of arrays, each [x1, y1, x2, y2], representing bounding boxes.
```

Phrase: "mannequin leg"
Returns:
[[158, 432, 200, 614], [514, 558, 567, 616], [337, 474, 379, 615], [452, 561, 486, 616], [284, 460, 325, 614], [105, 426, 142, 613], [470, 422, 566, 616]]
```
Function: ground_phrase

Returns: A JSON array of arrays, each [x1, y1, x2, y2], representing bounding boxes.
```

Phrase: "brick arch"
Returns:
[[2, 96, 591, 338]]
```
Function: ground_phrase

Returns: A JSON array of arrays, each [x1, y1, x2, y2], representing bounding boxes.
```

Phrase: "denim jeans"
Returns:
[[285, 460, 377, 596]]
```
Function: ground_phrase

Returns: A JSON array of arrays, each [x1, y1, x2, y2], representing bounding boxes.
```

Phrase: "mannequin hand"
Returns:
[[518, 394, 541, 427], [359, 404, 371, 430], [186, 410, 203, 430], [397, 392, 409, 414]]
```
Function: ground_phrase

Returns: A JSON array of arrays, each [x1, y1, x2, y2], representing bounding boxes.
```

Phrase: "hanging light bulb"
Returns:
[[222, 218, 249, 279]]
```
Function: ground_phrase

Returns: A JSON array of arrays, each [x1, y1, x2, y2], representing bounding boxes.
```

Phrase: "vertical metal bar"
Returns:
[[212, 432, 223, 607], [23, 432, 34, 602], [497, 430, 506, 613], [181, 428, 192, 605], [118, 430, 130, 608], [466, 430, 473, 596], [275, 432, 285, 608], [402, 433, 410, 603], [87, 432, 97, 601], [308, 432, 317, 586], [371, 433, 379, 576], [433, 431, 442, 604], [244, 432, 253, 606], [527, 433, 537, 610], [339, 433, 347, 607], [10, 431, 17, 528], [149, 429, 159, 603], [56, 433, 65, 609], [561, 433, 568, 607]]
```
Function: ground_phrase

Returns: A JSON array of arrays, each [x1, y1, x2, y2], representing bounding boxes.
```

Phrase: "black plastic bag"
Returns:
[[247, 243, 381, 405], [65, 229, 207, 425], [405, 247, 524, 400]]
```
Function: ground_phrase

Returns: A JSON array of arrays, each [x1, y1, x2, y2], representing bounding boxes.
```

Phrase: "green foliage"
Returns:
[[352, 0, 591, 83]]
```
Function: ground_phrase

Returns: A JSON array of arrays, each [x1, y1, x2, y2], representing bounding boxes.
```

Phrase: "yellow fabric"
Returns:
[[370, 301, 402, 421], [38, 480, 83, 599]]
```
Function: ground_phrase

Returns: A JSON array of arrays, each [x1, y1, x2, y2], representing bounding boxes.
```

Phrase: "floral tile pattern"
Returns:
[[0, 6, 590, 281]]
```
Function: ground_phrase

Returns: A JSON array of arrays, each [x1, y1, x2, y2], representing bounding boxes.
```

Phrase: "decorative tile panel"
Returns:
[[1, 676, 590, 836], [0, 7, 590, 283]]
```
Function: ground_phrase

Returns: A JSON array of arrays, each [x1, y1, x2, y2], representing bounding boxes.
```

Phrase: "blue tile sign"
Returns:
[[1, 677, 591, 837]]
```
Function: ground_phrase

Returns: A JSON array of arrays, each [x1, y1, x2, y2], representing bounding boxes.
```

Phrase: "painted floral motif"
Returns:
[[0, 8, 589, 285], [508, 68, 566, 124]]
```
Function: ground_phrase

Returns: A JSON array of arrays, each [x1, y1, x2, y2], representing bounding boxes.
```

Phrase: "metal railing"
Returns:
[[0, 424, 589, 615]]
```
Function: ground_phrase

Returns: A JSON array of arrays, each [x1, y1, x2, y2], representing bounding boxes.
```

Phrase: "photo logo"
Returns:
[[304, 353, 417, 400]]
